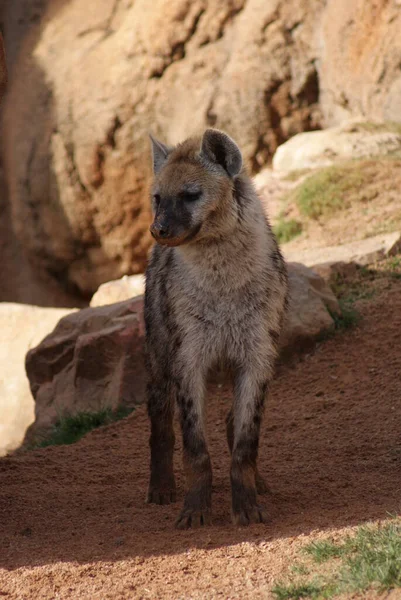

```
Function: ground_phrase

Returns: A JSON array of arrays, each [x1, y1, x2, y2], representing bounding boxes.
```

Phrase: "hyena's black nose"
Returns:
[[150, 222, 170, 239]]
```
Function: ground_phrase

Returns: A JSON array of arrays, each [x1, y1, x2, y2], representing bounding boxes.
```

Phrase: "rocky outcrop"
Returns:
[[0, 303, 74, 456], [24, 298, 145, 444], [273, 121, 401, 172], [1, 0, 322, 296], [284, 232, 401, 270]]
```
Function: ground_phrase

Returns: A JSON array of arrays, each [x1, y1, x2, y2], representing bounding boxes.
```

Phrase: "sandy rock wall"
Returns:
[[320, 0, 401, 126], [1, 0, 322, 297], [1, 0, 400, 300]]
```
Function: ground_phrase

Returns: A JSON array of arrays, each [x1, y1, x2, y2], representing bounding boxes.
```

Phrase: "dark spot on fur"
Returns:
[[233, 177, 247, 222], [269, 328, 280, 346]]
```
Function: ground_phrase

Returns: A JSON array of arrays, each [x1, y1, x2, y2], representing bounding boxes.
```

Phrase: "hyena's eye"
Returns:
[[181, 191, 202, 202], [153, 194, 161, 206]]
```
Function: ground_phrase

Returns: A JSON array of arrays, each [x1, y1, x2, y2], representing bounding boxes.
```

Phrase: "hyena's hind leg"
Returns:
[[175, 368, 213, 529], [226, 407, 269, 495], [147, 377, 177, 505], [230, 369, 271, 525]]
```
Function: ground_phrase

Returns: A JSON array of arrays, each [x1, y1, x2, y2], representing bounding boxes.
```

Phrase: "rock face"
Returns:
[[273, 121, 401, 172], [0, 303, 73, 456], [319, 0, 401, 126], [24, 298, 146, 444], [3, 0, 399, 299], [1, 0, 322, 296]]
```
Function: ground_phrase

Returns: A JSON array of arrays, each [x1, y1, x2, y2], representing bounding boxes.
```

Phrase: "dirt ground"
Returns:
[[1, 278, 401, 599]]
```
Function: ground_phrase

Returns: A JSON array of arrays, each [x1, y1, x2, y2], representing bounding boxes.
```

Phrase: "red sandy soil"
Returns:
[[1, 279, 401, 599]]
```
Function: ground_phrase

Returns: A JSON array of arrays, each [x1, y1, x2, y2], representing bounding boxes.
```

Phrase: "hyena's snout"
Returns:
[[150, 209, 199, 247], [150, 219, 170, 240]]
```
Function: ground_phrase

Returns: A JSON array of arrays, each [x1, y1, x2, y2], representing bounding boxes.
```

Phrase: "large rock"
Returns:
[[25, 262, 339, 442], [24, 297, 146, 444], [0, 303, 74, 456], [280, 262, 340, 355], [284, 232, 401, 269], [90, 275, 145, 307], [1, 0, 322, 296], [273, 121, 401, 172]]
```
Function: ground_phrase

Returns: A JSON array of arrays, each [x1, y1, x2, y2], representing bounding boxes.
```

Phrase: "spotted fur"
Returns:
[[145, 129, 288, 528]]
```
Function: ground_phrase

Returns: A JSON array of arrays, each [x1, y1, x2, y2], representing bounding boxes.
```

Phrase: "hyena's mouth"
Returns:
[[152, 224, 202, 247]]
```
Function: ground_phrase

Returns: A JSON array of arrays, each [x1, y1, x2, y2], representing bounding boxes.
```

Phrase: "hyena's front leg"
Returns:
[[230, 370, 269, 525], [226, 408, 269, 495], [175, 371, 212, 529], [147, 380, 176, 505]]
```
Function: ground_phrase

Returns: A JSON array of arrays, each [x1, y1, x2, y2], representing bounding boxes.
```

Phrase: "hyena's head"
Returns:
[[149, 129, 243, 247]]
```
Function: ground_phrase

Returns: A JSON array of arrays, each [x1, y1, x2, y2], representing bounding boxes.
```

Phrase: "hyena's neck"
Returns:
[[175, 197, 272, 293]]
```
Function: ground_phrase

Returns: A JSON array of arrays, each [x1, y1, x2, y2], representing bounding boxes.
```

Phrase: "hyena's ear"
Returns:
[[199, 129, 242, 177], [149, 133, 172, 174]]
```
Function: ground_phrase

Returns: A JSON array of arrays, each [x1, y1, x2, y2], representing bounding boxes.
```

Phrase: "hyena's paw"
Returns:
[[231, 482, 268, 526], [231, 501, 268, 526], [146, 482, 177, 505], [175, 506, 212, 529]]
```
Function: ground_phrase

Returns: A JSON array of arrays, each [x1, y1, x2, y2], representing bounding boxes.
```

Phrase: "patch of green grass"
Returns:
[[274, 216, 303, 244], [337, 521, 401, 592], [303, 540, 344, 564], [32, 407, 134, 449], [272, 519, 401, 599], [330, 300, 360, 331], [386, 255, 401, 280], [287, 165, 366, 220], [387, 256, 401, 269], [291, 565, 310, 576], [330, 266, 376, 305], [317, 300, 360, 343], [272, 582, 325, 600]]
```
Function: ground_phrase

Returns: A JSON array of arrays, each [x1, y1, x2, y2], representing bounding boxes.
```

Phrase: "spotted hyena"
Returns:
[[144, 129, 288, 528]]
